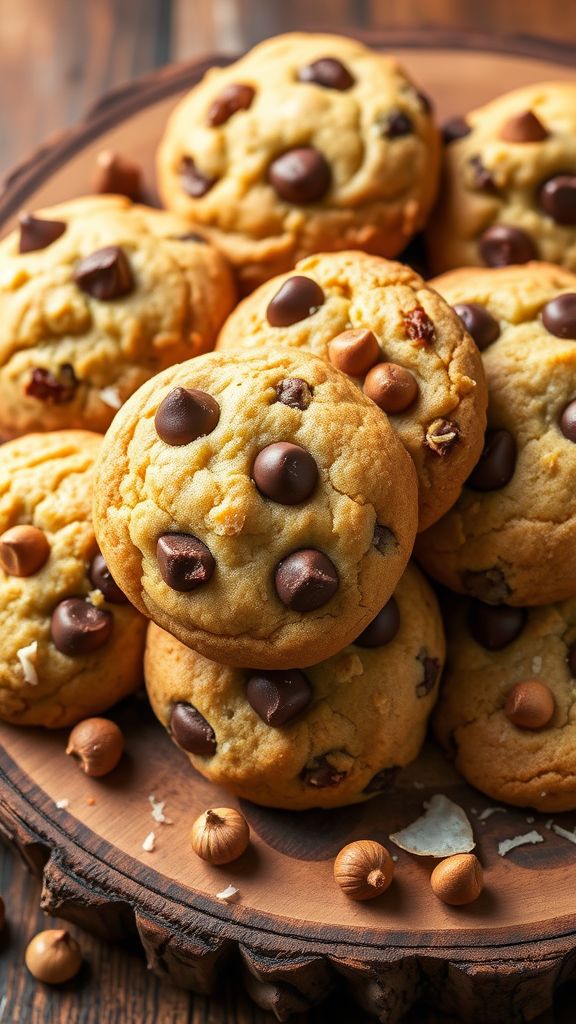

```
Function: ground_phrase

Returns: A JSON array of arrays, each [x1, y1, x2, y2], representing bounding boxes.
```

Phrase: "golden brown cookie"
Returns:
[[157, 33, 440, 291], [93, 348, 418, 669]]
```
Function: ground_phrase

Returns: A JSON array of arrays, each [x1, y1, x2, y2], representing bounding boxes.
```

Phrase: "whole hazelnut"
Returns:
[[505, 680, 555, 729], [0, 524, 50, 577], [25, 928, 83, 983], [334, 840, 394, 901], [191, 807, 250, 865], [327, 328, 380, 377], [430, 853, 483, 906], [66, 717, 124, 777]]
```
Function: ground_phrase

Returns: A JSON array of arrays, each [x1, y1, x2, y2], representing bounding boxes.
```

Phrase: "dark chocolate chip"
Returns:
[[93, 150, 143, 201], [373, 525, 396, 554], [479, 225, 537, 267], [404, 306, 435, 345], [467, 429, 516, 490], [539, 175, 576, 226], [157, 533, 215, 592], [469, 155, 497, 193], [468, 600, 526, 650], [207, 83, 255, 126], [170, 702, 216, 756], [462, 567, 510, 604], [252, 442, 318, 505], [180, 156, 217, 198], [266, 276, 325, 327], [18, 213, 66, 253], [268, 147, 331, 204], [541, 293, 576, 339], [453, 302, 500, 350], [89, 551, 128, 604], [51, 598, 113, 656], [73, 246, 133, 300], [416, 650, 440, 697], [354, 597, 400, 648], [298, 57, 354, 91], [560, 400, 576, 442], [246, 669, 312, 726], [275, 377, 313, 410], [154, 387, 220, 445], [424, 419, 460, 456], [378, 111, 413, 138], [24, 365, 78, 405], [568, 643, 576, 678], [499, 110, 548, 143], [442, 117, 471, 144], [364, 766, 400, 794], [275, 549, 338, 611], [301, 755, 347, 788]]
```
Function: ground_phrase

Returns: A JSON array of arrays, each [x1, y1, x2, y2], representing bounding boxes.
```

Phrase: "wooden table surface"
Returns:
[[1, 1, 575, 1021]]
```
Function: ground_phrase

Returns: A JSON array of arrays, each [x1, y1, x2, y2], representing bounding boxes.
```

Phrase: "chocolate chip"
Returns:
[[51, 598, 113, 655], [18, 213, 66, 253], [442, 117, 471, 144], [157, 534, 215, 592], [73, 246, 133, 300], [462, 567, 510, 604], [364, 766, 400, 794], [328, 328, 380, 377], [378, 111, 413, 138], [155, 387, 220, 445], [0, 525, 50, 577], [539, 175, 576, 226], [425, 419, 460, 456], [469, 600, 526, 650], [252, 442, 318, 505], [93, 150, 143, 201], [246, 669, 312, 726], [363, 363, 419, 414], [373, 525, 396, 554], [568, 643, 576, 677], [268, 147, 331, 204], [266, 276, 325, 327], [479, 225, 537, 267], [301, 755, 347, 788], [180, 156, 216, 198], [404, 306, 435, 345], [416, 650, 440, 697], [207, 83, 255, 126], [560, 400, 576, 442], [275, 378, 312, 409], [469, 156, 497, 193], [354, 597, 400, 648], [170, 702, 216, 756], [499, 110, 548, 143], [275, 549, 338, 611], [298, 57, 354, 91], [89, 552, 128, 604], [25, 365, 78, 404], [453, 302, 500, 350], [541, 293, 576, 339], [467, 429, 516, 490]]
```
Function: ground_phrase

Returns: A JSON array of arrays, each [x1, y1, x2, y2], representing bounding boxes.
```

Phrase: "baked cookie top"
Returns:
[[217, 251, 487, 530], [429, 82, 576, 274], [418, 262, 576, 606], [157, 33, 440, 289], [0, 431, 146, 727], [145, 562, 445, 810], [93, 348, 418, 669], [0, 195, 235, 438]]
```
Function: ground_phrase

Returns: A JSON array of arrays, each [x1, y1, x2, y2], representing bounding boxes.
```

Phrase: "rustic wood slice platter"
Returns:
[[1, 29, 576, 1024]]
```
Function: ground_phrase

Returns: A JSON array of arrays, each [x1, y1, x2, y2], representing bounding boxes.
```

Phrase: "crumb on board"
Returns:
[[55, 798, 69, 810], [498, 831, 544, 857], [216, 885, 239, 902], [142, 831, 156, 853], [148, 794, 173, 825]]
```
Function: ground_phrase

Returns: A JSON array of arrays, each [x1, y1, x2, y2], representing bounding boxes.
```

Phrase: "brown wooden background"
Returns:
[[1, 1, 576, 1021]]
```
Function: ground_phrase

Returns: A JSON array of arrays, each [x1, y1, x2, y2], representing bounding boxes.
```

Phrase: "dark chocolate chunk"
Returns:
[[373, 525, 396, 554], [89, 552, 128, 604], [560, 400, 576, 442], [298, 57, 354, 91], [499, 110, 548, 143], [93, 150, 143, 200], [479, 225, 537, 267], [541, 293, 576, 340], [301, 755, 347, 788], [154, 387, 220, 445], [24, 365, 78, 404], [453, 302, 500, 350], [442, 117, 471, 144], [468, 600, 526, 650], [268, 147, 331, 204], [51, 598, 113, 656], [18, 213, 66, 253], [364, 765, 400, 794], [378, 111, 413, 138], [157, 533, 215, 592], [73, 246, 134, 300], [469, 155, 497, 193], [416, 650, 440, 697], [462, 567, 510, 604], [539, 175, 576, 226], [275, 549, 338, 611], [252, 442, 318, 505], [207, 83, 255, 126], [246, 669, 312, 726], [354, 597, 400, 648], [266, 276, 325, 327], [275, 377, 313, 410], [467, 429, 516, 491], [424, 419, 460, 456], [404, 306, 435, 345], [170, 702, 216, 756], [180, 156, 217, 198]]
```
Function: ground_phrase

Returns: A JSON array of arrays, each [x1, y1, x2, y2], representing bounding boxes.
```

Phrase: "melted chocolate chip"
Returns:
[[93, 150, 143, 201], [18, 213, 66, 253], [275, 549, 338, 611], [468, 600, 526, 650], [252, 442, 318, 505], [275, 378, 312, 409], [89, 552, 128, 604], [373, 525, 396, 554], [170, 702, 216, 756], [25, 365, 78, 404], [157, 533, 215, 592], [154, 387, 220, 445], [479, 225, 537, 267], [298, 57, 354, 91], [467, 429, 516, 491], [470, 156, 497, 193], [301, 755, 347, 788], [180, 156, 216, 198], [51, 598, 113, 655], [354, 597, 400, 648], [364, 766, 400, 794], [499, 110, 548, 143], [266, 276, 325, 327], [74, 246, 133, 300], [462, 567, 510, 604], [560, 400, 576, 442], [207, 83, 255, 126], [379, 111, 413, 138], [404, 306, 435, 345], [416, 650, 440, 697], [541, 294, 576, 340], [442, 117, 471, 144], [425, 419, 460, 456], [539, 175, 576, 226], [453, 302, 500, 350], [268, 147, 331, 204], [246, 669, 312, 726]]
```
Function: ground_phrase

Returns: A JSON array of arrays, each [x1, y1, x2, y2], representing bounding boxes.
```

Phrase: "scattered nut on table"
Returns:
[[66, 717, 124, 777], [430, 853, 484, 906], [191, 807, 250, 865], [333, 840, 395, 901], [25, 928, 83, 983]]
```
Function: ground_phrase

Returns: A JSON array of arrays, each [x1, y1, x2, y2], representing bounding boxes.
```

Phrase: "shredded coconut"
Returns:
[[526, 816, 535, 825], [216, 885, 239, 902], [477, 807, 507, 822], [531, 656, 543, 675], [545, 818, 554, 830], [17, 640, 38, 686], [552, 824, 576, 845], [142, 831, 156, 852], [55, 798, 69, 810], [99, 386, 122, 410], [148, 794, 173, 825], [498, 831, 543, 857]]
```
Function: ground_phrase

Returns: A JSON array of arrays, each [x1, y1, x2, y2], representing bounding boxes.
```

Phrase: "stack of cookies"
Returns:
[[1, 31, 576, 814]]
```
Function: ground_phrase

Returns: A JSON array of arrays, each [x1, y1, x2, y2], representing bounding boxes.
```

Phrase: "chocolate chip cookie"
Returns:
[[93, 348, 418, 669], [145, 562, 444, 809], [0, 431, 146, 727], [0, 195, 235, 439], [417, 262, 576, 606], [217, 251, 487, 530], [436, 594, 576, 812], [429, 82, 576, 275], [157, 33, 440, 291]]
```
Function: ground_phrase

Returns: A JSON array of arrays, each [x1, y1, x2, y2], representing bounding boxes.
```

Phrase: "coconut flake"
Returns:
[[148, 794, 173, 825], [552, 824, 576, 845], [531, 656, 543, 675], [498, 830, 543, 857], [55, 798, 69, 810], [389, 794, 475, 857], [142, 831, 156, 852], [545, 818, 554, 830], [17, 640, 39, 685], [477, 806, 507, 822], [99, 386, 122, 410], [216, 884, 239, 902]]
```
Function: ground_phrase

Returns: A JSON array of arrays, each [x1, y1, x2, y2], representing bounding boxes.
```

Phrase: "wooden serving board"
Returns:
[[1, 32, 576, 1024]]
